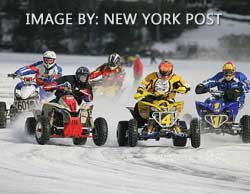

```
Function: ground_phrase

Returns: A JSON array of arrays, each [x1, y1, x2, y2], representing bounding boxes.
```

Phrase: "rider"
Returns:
[[89, 53, 125, 87], [133, 54, 143, 83], [11, 50, 62, 99], [133, 60, 190, 127], [44, 66, 93, 104], [195, 61, 250, 108]]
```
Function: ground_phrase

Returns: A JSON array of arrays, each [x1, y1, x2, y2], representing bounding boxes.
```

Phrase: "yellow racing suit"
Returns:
[[133, 72, 190, 127]]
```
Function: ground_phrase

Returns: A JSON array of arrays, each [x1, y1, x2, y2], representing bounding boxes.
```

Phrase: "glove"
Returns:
[[42, 82, 57, 91], [8, 73, 17, 79], [176, 86, 189, 94], [134, 90, 151, 100], [63, 82, 71, 88], [224, 88, 243, 102], [154, 91, 166, 96], [58, 82, 72, 92], [195, 84, 209, 94]]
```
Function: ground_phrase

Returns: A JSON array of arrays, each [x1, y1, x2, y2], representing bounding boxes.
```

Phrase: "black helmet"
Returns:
[[75, 66, 90, 83], [108, 53, 120, 70]]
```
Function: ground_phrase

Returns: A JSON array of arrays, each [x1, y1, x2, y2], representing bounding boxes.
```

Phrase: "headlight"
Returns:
[[29, 90, 39, 98]]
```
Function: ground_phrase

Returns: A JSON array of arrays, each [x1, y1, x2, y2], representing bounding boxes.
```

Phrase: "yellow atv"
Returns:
[[117, 92, 200, 148], [90, 72, 125, 98], [92, 83, 122, 98]]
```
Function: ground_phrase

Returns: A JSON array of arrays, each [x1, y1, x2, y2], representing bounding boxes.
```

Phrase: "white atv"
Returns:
[[0, 74, 40, 128]]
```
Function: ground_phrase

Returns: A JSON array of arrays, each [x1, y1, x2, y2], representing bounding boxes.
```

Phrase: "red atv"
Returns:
[[25, 82, 108, 146]]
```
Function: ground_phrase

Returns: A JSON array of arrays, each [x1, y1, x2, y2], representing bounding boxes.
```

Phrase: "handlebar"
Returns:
[[209, 89, 224, 94], [8, 73, 36, 83]]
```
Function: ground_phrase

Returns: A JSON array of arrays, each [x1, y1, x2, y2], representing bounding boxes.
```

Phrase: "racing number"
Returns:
[[15, 101, 31, 111], [162, 114, 172, 126]]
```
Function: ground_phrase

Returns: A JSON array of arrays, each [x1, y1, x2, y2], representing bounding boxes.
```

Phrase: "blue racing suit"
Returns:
[[201, 72, 250, 107]]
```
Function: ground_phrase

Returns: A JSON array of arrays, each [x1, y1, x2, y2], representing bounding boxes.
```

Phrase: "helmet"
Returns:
[[108, 53, 120, 70], [75, 66, 90, 83], [43, 51, 56, 69], [223, 61, 235, 81], [159, 60, 173, 79]]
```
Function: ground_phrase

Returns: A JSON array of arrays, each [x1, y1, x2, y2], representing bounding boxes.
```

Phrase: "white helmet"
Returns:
[[108, 53, 120, 70], [43, 51, 56, 69]]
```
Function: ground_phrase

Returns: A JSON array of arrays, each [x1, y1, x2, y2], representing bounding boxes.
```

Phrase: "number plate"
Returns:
[[14, 100, 37, 111]]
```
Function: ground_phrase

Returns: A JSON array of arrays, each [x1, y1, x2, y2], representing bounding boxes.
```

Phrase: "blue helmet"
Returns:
[[75, 66, 90, 83]]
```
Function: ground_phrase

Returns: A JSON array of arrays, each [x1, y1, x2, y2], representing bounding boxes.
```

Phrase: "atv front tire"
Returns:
[[73, 137, 87, 145], [93, 117, 108, 146], [117, 121, 128, 146], [35, 116, 51, 145], [241, 115, 250, 143], [190, 118, 200, 148], [25, 117, 36, 135], [0, 102, 7, 128], [128, 119, 138, 147], [172, 136, 187, 147]]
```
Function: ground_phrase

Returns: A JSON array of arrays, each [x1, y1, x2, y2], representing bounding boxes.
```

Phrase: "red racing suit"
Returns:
[[89, 63, 125, 87], [133, 58, 143, 80]]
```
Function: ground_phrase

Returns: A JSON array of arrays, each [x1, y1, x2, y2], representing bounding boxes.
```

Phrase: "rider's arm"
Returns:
[[82, 89, 93, 102], [237, 72, 250, 92], [134, 73, 156, 100], [173, 75, 190, 94], [195, 72, 222, 94], [89, 65, 105, 80], [56, 65, 63, 79], [89, 71, 103, 81], [15, 61, 41, 76]]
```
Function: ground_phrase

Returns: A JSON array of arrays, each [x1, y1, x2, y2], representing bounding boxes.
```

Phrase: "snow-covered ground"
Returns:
[[0, 53, 250, 194]]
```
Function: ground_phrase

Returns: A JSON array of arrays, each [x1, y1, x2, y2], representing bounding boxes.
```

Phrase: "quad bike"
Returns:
[[117, 92, 200, 148], [25, 82, 108, 146], [194, 90, 250, 143], [0, 74, 40, 128], [90, 71, 125, 98]]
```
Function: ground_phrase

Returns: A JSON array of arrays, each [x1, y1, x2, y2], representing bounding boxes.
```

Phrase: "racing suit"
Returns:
[[53, 75, 93, 104], [195, 72, 250, 107], [133, 57, 143, 81], [89, 63, 125, 87]]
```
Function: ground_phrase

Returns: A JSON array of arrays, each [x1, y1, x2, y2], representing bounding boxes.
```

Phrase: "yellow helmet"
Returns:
[[222, 61, 235, 77], [222, 61, 236, 81]]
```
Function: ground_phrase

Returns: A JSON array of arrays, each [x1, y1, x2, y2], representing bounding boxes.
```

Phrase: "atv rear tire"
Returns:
[[241, 115, 250, 143], [93, 117, 108, 146], [25, 117, 36, 135], [35, 116, 51, 145], [117, 121, 128, 146], [172, 136, 187, 147], [73, 137, 87, 145], [190, 118, 200, 148], [128, 119, 138, 147], [0, 102, 7, 128]]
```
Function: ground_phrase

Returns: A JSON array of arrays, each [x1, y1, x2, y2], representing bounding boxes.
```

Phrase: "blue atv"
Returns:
[[192, 90, 250, 143]]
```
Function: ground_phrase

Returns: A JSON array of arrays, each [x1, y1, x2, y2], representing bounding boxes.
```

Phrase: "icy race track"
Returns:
[[0, 53, 250, 194]]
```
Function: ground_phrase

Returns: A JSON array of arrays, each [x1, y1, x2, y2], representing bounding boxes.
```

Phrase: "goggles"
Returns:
[[79, 74, 88, 82], [44, 57, 55, 65], [223, 70, 234, 77]]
